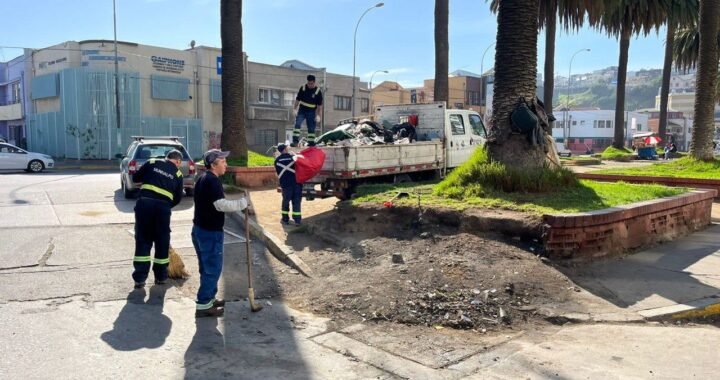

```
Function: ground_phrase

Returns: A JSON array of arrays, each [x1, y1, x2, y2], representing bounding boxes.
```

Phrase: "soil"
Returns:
[[273, 202, 579, 333]]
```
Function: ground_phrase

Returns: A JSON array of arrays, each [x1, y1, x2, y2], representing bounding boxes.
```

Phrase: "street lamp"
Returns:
[[480, 42, 495, 78], [480, 42, 495, 122], [369, 69, 388, 111], [564, 48, 590, 148], [352, 2, 384, 118]]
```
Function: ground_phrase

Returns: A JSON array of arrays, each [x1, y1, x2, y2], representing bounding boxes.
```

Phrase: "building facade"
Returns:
[[8, 40, 363, 158], [552, 110, 649, 152], [0, 55, 27, 146]]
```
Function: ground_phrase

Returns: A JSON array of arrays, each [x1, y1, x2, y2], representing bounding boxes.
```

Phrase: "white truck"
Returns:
[[303, 102, 487, 199]]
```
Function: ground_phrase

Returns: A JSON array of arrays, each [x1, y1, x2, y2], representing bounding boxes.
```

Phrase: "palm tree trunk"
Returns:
[[488, 0, 543, 170], [690, 0, 720, 160], [543, 0, 556, 112], [220, 0, 248, 164], [434, 0, 449, 103], [613, 27, 630, 150], [659, 23, 675, 143]]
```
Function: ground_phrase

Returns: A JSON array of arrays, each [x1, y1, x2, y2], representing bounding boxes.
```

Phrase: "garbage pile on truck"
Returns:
[[316, 119, 419, 147]]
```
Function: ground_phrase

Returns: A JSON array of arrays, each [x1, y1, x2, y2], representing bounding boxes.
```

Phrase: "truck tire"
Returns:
[[393, 174, 412, 184]]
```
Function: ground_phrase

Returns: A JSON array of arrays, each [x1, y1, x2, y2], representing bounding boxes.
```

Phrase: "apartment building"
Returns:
[[552, 110, 649, 152], [0, 55, 27, 146]]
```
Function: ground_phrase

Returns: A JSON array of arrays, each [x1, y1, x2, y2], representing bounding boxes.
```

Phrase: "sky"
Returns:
[[1, 0, 671, 88]]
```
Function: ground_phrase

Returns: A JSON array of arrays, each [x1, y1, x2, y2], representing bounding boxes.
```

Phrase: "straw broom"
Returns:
[[168, 246, 190, 279]]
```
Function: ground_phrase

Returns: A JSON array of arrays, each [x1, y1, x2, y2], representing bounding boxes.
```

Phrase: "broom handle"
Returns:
[[245, 206, 253, 290]]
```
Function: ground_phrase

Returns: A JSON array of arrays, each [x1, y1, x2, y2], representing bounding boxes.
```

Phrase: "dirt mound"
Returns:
[[277, 205, 576, 332]]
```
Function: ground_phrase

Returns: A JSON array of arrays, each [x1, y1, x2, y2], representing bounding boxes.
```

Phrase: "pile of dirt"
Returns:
[[277, 206, 576, 332]]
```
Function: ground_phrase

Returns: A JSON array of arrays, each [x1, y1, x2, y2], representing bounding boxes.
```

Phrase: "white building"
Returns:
[[552, 110, 649, 152]]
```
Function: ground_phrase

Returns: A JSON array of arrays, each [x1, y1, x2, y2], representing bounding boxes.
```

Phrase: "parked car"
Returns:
[[119, 136, 196, 199], [0, 143, 54, 173]]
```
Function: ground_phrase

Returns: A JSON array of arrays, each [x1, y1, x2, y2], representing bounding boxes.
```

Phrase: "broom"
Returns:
[[168, 246, 190, 279]]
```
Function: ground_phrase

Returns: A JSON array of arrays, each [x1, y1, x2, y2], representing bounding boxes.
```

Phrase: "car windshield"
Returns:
[[135, 144, 190, 160]]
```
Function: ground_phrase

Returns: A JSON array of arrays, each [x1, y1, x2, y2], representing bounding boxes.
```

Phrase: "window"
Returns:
[[454, 102, 464, 109], [594, 120, 598, 128], [151, 75, 190, 101], [255, 129, 278, 148], [468, 91, 481, 105], [283, 92, 295, 107], [258, 88, 283, 106], [580, 120, 585, 125], [334, 96, 351, 111], [210, 79, 222, 103], [469, 114, 486, 138], [572, 120, 577, 126], [0, 144, 20, 153], [449, 114, 466, 135], [361, 98, 369, 113], [606, 120, 613, 128]]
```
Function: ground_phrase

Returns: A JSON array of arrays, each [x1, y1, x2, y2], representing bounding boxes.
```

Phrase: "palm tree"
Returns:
[[689, 0, 720, 160], [673, 21, 720, 103], [598, 0, 670, 150], [490, 0, 603, 112], [488, 0, 545, 169], [434, 0, 449, 103], [658, 1, 698, 143], [220, 0, 248, 164]]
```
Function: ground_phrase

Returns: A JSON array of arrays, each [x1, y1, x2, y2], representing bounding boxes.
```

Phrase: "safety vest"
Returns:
[[298, 85, 321, 109]]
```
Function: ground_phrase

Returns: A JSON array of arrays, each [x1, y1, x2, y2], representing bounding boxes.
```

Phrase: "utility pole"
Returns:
[[113, 0, 122, 157]]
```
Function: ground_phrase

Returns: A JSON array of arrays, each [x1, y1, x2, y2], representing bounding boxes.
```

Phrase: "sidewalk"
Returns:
[[53, 158, 119, 171]]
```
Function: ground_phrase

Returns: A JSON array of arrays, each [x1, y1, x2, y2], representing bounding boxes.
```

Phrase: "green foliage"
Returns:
[[433, 147, 578, 197], [601, 146, 634, 161], [593, 157, 720, 179], [353, 180, 685, 215], [555, 77, 661, 111], [206, 151, 274, 167]]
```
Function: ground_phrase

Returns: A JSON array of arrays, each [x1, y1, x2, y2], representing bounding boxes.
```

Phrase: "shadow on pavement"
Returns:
[[183, 215, 311, 379], [112, 189, 195, 214], [100, 285, 172, 350], [563, 224, 720, 310]]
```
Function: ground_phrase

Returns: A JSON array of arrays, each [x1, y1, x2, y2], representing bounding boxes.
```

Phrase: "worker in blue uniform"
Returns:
[[131, 149, 184, 288], [292, 74, 323, 147], [274, 143, 302, 225]]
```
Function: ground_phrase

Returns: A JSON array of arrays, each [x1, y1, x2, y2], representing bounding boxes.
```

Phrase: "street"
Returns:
[[1, 171, 720, 379]]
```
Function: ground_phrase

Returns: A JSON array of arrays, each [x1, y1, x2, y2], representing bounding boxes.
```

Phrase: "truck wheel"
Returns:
[[394, 174, 412, 184]]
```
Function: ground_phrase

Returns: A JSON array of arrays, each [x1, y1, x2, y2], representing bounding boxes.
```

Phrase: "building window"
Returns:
[[258, 88, 283, 106], [594, 120, 598, 128], [334, 96, 351, 111], [361, 98, 369, 113], [150, 75, 190, 101], [580, 120, 585, 125], [284, 92, 294, 107], [572, 120, 577, 126], [255, 129, 278, 148]]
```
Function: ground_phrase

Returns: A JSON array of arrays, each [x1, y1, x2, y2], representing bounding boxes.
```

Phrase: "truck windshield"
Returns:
[[469, 114, 487, 138]]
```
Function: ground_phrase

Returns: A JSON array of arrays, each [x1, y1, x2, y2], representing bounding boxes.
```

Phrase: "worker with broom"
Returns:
[[131, 149, 185, 289], [192, 149, 248, 318]]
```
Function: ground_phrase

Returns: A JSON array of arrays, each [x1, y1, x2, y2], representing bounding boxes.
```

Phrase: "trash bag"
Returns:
[[317, 129, 356, 144], [510, 97, 538, 134], [294, 146, 326, 184]]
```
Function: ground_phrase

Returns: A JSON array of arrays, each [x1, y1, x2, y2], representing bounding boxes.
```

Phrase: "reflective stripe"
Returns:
[[153, 258, 170, 265], [307, 133, 315, 137], [133, 256, 151, 262], [196, 300, 214, 310], [176, 170, 182, 178], [292, 130, 301, 135], [141, 184, 173, 201], [281, 211, 289, 215], [149, 158, 157, 164], [299, 101, 316, 109], [292, 212, 302, 216]]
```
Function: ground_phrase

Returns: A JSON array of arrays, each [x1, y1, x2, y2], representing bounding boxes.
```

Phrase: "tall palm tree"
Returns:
[[658, 1, 698, 143], [434, 0, 449, 103], [673, 21, 720, 103], [689, 0, 719, 160], [488, 0, 544, 169], [490, 0, 603, 112], [598, 0, 670, 149], [220, 0, 248, 164]]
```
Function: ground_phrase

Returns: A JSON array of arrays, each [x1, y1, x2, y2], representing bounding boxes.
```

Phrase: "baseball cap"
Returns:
[[203, 149, 230, 168]]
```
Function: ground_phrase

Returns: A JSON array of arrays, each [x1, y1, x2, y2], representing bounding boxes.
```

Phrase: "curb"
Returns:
[[229, 211, 313, 278], [638, 296, 720, 320]]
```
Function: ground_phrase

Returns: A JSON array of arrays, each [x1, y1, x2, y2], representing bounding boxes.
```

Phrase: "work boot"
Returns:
[[281, 219, 290, 225], [134, 281, 146, 289], [155, 279, 167, 285], [195, 306, 225, 318], [290, 142, 298, 148], [212, 299, 226, 307]]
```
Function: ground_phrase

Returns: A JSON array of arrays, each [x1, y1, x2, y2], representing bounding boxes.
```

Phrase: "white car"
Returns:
[[0, 143, 54, 173]]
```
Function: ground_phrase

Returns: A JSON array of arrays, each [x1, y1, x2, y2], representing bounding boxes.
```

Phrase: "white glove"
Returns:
[[315, 115, 321, 123], [293, 109, 298, 117]]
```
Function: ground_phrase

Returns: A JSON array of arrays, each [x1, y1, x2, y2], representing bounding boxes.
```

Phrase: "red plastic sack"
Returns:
[[294, 146, 326, 184]]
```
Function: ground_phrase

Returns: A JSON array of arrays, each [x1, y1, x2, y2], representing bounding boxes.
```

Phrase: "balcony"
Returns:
[[0, 102, 22, 121]]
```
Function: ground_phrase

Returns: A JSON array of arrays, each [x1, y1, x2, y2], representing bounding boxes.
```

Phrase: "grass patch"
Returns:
[[601, 146, 634, 161], [592, 157, 720, 179], [198, 151, 275, 168], [353, 180, 686, 215]]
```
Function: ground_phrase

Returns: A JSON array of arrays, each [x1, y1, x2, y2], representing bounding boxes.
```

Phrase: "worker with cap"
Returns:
[[292, 74, 323, 147], [131, 149, 185, 288], [274, 143, 302, 225], [192, 149, 248, 318]]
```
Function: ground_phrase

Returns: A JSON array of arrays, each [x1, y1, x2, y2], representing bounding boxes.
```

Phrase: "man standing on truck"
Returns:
[[274, 143, 302, 225], [292, 74, 323, 147]]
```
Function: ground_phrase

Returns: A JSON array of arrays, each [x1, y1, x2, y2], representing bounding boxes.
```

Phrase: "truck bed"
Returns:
[[312, 141, 444, 180]]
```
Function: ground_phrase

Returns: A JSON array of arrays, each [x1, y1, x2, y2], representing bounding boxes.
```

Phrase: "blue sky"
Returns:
[[2, 0, 670, 88]]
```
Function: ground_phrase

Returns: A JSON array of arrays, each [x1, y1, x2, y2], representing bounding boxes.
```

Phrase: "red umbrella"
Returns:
[[644, 136, 662, 145]]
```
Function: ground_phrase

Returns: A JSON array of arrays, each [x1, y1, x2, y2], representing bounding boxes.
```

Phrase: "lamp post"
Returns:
[[480, 42, 495, 121], [564, 48, 590, 148], [369, 69, 388, 110], [352, 2, 384, 118], [480, 42, 495, 79]]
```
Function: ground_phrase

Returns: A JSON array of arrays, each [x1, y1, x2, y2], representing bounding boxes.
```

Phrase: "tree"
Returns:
[[673, 21, 720, 104], [689, 0, 719, 160], [220, 0, 248, 165], [598, 0, 670, 149], [434, 0, 449, 103], [488, 0, 544, 170], [658, 1, 698, 143]]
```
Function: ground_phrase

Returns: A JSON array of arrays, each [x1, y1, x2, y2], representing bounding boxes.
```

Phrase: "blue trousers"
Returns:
[[133, 197, 171, 283], [191, 225, 224, 310], [281, 184, 303, 223], [293, 108, 316, 144]]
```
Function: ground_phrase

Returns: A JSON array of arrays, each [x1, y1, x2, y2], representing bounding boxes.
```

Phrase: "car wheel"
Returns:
[[28, 160, 44, 173], [184, 188, 194, 197], [122, 180, 135, 199]]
